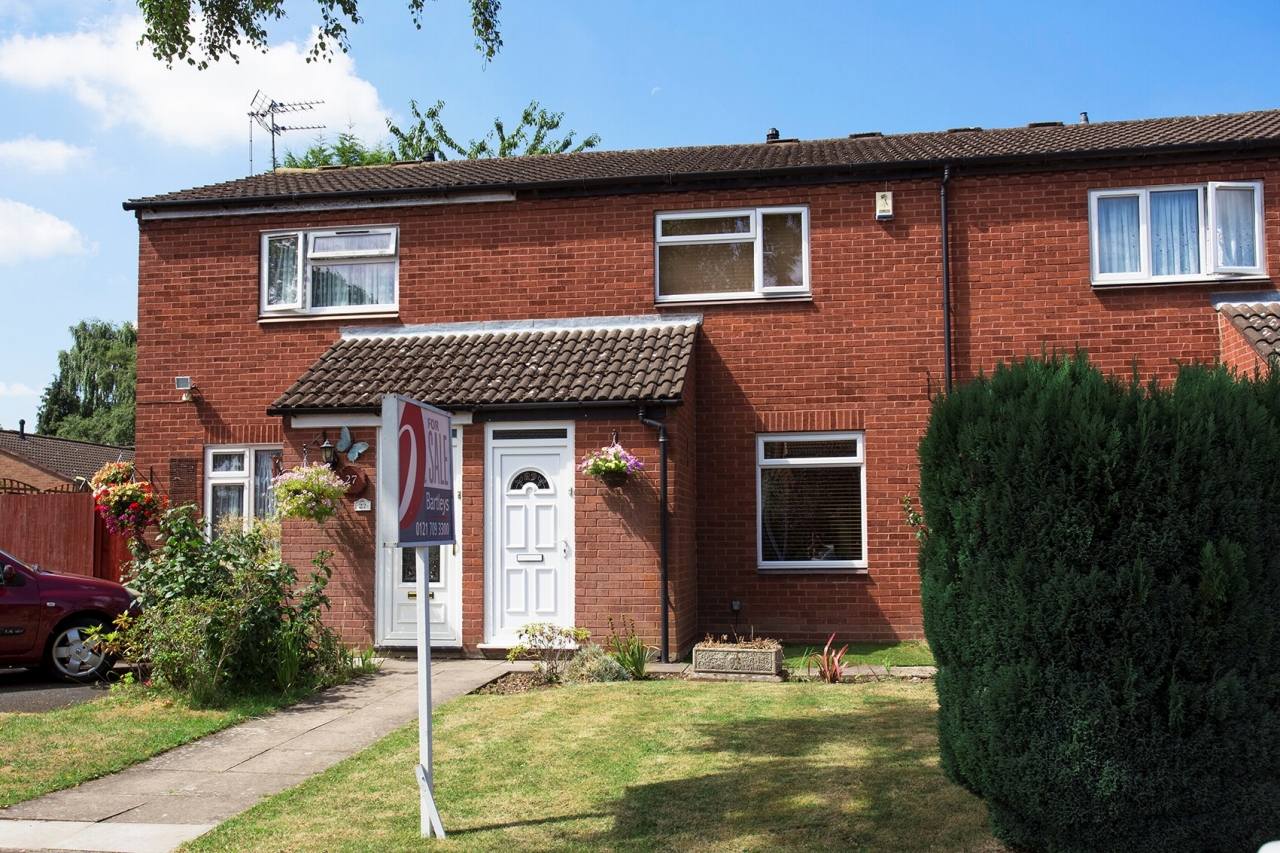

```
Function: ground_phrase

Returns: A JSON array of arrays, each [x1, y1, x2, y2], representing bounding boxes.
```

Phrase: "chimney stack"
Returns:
[[18, 419, 25, 439], [766, 128, 780, 142]]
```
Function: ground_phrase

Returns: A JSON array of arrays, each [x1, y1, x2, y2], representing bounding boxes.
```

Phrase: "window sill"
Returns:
[[1091, 275, 1271, 290], [259, 311, 400, 325], [656, 294, 814, 308], [757, 566, 869, 576]]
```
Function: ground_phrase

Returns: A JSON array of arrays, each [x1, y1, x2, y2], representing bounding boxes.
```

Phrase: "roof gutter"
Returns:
[[266, 397, 683, 418], [125, 138, 1280, 214]]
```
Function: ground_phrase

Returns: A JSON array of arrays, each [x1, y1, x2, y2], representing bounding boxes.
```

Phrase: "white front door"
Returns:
[[376, 427, 462, 647], [485, 424, 574, 646]]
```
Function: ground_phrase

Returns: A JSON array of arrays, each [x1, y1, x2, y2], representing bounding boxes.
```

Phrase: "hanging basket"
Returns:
[[598, 470, 630, 489]]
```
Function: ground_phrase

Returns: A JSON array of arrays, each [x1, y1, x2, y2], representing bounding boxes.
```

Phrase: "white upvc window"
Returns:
[[757, 432, 867, 571], [204, 446, 283, 536], [260, 226, 399, 316], [1089, 181, 1265, 286], [655, 206, 810, 302]]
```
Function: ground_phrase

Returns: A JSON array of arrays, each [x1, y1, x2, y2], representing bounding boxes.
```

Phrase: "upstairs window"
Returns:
[[655, 207, 809, 302], [1089, 182, 1264, 286], [261, 226, 398, 316]]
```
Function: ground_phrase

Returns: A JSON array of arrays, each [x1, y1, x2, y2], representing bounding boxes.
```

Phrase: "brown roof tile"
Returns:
[[127, 109, 1280, 209], [269, 316, 700, 414], [1220, 302, 1280, 361], [0, 430, 134, 483]]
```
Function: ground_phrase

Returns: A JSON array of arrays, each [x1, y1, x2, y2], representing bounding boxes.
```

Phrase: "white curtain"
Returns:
[[265, 236, 299, 305], [1150, 190, 1200, 276], [1215, 187, 1257, 268], [311, 261, 396, 307], [1096, 196, 1141, 274]]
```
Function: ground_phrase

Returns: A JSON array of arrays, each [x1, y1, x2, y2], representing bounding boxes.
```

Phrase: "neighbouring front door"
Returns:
[[376, 427, 462, 647], [485, 424, 574, 646]]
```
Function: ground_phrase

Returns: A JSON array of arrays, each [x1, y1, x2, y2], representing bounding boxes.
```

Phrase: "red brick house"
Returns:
[[125, 108, 1280, 658]]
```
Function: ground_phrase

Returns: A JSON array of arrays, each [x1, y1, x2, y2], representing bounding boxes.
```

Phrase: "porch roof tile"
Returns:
[[268, 316, 699, 414], [1220, 302, 1280, 362]]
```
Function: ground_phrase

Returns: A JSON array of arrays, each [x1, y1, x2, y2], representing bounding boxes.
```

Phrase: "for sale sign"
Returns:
[[394, 395, 454, 547]]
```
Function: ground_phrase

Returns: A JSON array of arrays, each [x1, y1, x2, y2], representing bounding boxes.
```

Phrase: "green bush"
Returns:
[[917, 352, 1280, 852], [564, 644, 631, 684], [118, 507, 366, 705]]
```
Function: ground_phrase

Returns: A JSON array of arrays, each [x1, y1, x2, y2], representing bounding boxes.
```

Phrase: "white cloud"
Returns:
[[0, 15, 388, 151], [0, 199, 87, 263], [0, 381, 38, 398], [0, 136, 90, 172]]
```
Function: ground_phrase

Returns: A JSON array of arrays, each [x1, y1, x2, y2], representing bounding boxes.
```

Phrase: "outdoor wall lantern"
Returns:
[[303, 431, 339, 470]]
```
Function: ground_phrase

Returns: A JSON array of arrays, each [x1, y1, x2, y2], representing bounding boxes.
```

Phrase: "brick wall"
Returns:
[[0, 452, 68, 491], [1219, 313, 1268, 376], [135, 155, 1280, 648]]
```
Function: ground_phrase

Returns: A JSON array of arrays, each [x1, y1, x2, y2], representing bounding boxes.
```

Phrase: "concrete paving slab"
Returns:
[[48, 821, 215, 853], [104, 796, 263, 825], [0, 820, 97, 850], [139, 743, 272, 773], [1, 792, 149, 823], [231, 748, 350, 776], [280, 726, 389, 753]]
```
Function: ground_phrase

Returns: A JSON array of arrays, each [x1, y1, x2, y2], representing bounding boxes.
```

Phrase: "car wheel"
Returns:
[[43, 617, 113, 683]]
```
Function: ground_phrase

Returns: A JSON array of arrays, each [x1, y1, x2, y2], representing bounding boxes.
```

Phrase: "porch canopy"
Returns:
[[268, 314, 700, 418]]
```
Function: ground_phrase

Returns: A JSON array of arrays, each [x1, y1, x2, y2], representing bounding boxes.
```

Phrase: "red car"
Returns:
[[0, 547, 139, 682]]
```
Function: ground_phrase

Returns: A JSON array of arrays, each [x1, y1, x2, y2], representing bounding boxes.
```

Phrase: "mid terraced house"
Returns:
[[126, 108, 1280, 658]]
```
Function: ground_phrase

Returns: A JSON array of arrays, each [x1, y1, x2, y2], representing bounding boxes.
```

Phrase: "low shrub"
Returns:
[[918, 352, 1280, 852], [113, 507, 371, 705], [805, 633, 850, 683], [506, 622, 589, 684], [564, 644, 630, 684], [605, 615, 653, 679]]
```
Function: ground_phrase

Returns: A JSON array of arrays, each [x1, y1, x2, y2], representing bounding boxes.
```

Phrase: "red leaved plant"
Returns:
[[807, 633, 851, 683]]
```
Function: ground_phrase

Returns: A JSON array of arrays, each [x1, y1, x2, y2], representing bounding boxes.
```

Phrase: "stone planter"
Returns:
[[691, 645, 785, 680]]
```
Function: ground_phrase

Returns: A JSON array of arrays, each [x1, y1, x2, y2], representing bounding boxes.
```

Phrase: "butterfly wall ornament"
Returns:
[[336, 426, 370, 463]]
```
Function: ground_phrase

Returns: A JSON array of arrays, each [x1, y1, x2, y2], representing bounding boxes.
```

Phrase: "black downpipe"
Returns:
[[941, 165, 953, 393], [638, 407, 670, 663]]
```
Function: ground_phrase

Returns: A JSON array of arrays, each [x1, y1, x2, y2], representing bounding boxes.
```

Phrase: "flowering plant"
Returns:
[[578, 443, 644, 480], [90, 461, 134, 491], [91, 462, 168, 538], [273, 464, 349, 524]]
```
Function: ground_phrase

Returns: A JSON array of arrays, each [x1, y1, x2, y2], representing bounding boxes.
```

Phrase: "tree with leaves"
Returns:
[[36, 320, 137, 447], [136, 0, 502, 69], [387, 99, 601, 161], [285, 100, 601, 167], [282, 129, 397, 167]]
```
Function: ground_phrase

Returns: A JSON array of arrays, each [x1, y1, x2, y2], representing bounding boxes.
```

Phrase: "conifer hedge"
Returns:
[[917, 352, 1280, 853]]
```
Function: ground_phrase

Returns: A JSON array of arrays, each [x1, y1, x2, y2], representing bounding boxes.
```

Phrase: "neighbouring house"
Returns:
[[0, 423, 135, 581], [0, 422, 134, 493], [125, 108, 1280, 658]]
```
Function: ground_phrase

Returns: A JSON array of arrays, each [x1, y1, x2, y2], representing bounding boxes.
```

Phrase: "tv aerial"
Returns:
[[248, 90, 325, 173]]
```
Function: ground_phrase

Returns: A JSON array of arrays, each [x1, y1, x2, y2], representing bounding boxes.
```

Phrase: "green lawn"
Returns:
[[782, 640, 935, 673], [182, 679, 1001, 853], [0, 686, 285, 807]]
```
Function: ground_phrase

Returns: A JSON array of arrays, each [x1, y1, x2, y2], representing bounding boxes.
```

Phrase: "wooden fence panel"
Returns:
[[0, 492, 96, 577], [94, 513, 132, 583]]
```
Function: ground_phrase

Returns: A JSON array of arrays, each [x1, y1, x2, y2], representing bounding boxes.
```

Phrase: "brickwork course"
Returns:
[[128, 109, 1280, 655]]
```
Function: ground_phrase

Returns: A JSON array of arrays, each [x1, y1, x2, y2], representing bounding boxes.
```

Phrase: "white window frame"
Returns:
[[756, 431, 867, 572], [203, 445, 283, 537], [1088, 181, 1265, 286], [260, 225, 399, 316], [654, 206, 810, 303]]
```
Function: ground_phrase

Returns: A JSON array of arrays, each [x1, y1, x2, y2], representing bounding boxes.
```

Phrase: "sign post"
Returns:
[[383, 394, 454, 839]]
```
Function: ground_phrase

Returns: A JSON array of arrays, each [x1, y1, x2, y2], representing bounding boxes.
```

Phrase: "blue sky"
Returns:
[[2, 0, 1279, 435]]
